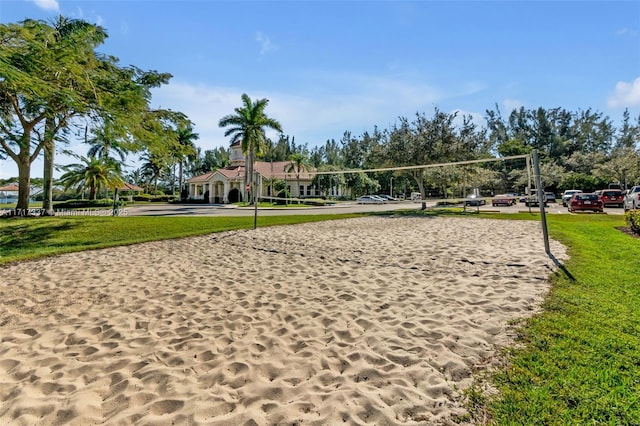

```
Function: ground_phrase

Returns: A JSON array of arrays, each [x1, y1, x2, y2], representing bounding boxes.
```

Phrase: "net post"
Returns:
[[532, 150, 551, 256]]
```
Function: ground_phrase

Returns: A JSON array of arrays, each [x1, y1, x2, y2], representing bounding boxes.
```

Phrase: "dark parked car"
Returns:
[[568, 193, 603, 213], [599, 189, 624, 208]]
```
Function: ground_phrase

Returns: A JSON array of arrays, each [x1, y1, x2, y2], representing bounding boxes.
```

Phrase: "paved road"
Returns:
[[125, 200, 625, 217]]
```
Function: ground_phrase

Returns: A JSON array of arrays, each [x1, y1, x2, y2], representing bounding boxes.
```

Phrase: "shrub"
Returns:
[[625, 210, 640, 235], [302, 199, 327, 206], [132, 194, 153, 202]]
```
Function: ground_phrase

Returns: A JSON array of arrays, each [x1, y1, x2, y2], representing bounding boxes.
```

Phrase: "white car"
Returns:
[[562, 189, 583, 207], [356, 195, 384, 204], [623, 186, 640, 211]]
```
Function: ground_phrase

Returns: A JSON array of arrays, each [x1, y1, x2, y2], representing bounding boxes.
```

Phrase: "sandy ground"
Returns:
[[0, 216, 566, 425]]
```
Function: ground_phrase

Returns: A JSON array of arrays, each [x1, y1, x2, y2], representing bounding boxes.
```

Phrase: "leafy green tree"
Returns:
[[615, 109, 640, 150], [384, 109, 480, 209], [189, 147, 230, 175], [347, 172, 380, 197], [58, 156, 123, 200], [594, 147, 640, 189], [218, 94, 282, 204], [0, 17, 176, 214]]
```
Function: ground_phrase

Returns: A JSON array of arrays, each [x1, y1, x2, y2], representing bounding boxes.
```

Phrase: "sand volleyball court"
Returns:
[[0, 216, 566, 425]]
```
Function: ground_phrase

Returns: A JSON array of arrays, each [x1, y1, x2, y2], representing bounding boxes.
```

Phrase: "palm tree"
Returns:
[[86, 125, 129, 165], [218, 94, 282, 204], [140, 151, 166, 193], [287, 152, 311, 200], [174, 125, 199, 199], [59, 156, 124, 200]]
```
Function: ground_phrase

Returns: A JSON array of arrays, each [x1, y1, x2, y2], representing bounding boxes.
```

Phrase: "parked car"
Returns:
[[545, 192, 556, 203], [562, 189, 583, 207], [376, 194, 397, 201], [599, 189, 624, 208], [524, 194, 547, 207], [568, 193, 603, 213], [356, 195, 384, 204], [491, 194, 517, 206], [464, 194, 486, 206], [624, 186, 640, 211]]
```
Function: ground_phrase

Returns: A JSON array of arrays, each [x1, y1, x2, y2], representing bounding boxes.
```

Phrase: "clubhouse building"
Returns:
[[187, 143, 342, 203]]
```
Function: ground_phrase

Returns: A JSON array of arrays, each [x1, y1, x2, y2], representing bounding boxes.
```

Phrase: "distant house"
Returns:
[[0, 184, 19, 203], [118, 182, 144, 193], [187, 142, 346, 203]]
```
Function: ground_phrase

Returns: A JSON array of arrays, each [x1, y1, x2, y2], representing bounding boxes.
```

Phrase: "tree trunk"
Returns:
[[248, 146, 255, 205], [16, 156, 31, 213], [41, 117, 56, 216], [178, 161, 184, 198], [412, 170, 427, 210], [89, 185, 97, 200]]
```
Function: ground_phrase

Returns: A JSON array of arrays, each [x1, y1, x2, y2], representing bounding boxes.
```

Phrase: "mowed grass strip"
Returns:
[[0, 214, 362, 264], [483, 213, 640, 424]]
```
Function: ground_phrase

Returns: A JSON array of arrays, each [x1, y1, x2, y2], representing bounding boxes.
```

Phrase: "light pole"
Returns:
[[390, 177, 393, 197]]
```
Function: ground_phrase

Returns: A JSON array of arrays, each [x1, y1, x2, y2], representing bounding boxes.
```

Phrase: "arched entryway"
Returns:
[[228, 188, 241, 203]]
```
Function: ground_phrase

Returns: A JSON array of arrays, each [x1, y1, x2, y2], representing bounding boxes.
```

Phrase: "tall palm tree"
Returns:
[[140, 151, 166, 193], [59, 156, 124, 200], [86, 125, 129, 165], [174, 125, 199, 198], [287, 152, 311, 200], [218, 94, 282, 204]]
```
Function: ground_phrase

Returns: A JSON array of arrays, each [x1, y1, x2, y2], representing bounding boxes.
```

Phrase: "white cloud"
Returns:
[[502, 98, 525, 112], [616, 27, 638, 37], [70, 7, 104, 27], [607, 77, 640, 108], [256, 32, 277, 56], [151, 72, 482, 153], [33, 0, 59, 11]]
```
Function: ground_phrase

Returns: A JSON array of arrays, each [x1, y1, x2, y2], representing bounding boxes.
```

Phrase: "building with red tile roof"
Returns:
[[187, 143, 326, 203]]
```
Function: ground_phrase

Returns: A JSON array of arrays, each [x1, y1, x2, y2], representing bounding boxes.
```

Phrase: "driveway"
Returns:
[[125, 200, 625, 217]]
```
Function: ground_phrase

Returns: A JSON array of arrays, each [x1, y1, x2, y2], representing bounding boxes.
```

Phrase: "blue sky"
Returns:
[[1, 0, 639, 179]]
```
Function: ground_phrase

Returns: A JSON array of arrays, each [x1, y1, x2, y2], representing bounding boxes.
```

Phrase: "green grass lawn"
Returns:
[[1, 211, 638, 423], [483, 213, 640, 424]]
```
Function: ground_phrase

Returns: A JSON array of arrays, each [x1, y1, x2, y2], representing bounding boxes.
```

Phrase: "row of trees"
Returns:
[[165, 105, 639, 208], [125, 103, 640, 209]]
